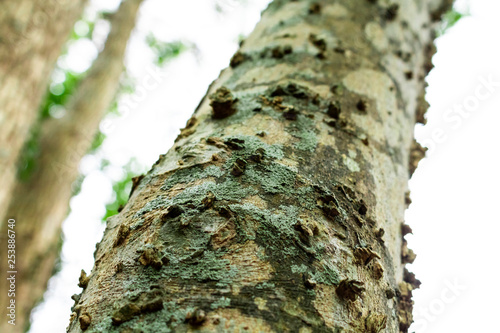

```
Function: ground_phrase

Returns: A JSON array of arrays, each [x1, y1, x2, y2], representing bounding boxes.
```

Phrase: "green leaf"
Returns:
[[437, 8, 469, 36], [145, 33, 191, 66]]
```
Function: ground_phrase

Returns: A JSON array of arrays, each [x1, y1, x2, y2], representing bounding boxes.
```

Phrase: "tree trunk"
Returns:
[[67, 0, 450, 332], [0, 0, 87, 224], [0, 1, 144, 331]]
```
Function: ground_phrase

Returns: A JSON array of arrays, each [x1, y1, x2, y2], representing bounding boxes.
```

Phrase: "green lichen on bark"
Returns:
[[161, 251, 238, 284]]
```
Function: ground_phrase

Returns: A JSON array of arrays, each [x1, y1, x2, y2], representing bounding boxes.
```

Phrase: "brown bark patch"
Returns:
[[230, 52, 249, 68], [336, 279, 365, 301], [221, 241, 274, 287], [176, 116, 198, 141], [78, 270, 90, 289], [114, 223, 131, 247], [401, 223, 412, 236], [186, 308, 206, 326], [403, 268, 421, 289], [211, 220, 237, 249], [409, 139, 427, 176], [112, 303, 141, 325], [401, 240, 416, 264], [397, 282, 414, 332], [365, 312, 387, 333], [308, 3, 322, 14], [312, 285, 337, 329], [138, 248, 164, 270], [354, 247, 381, 265], [382, 4, 399, 21], [210, 87, 238, 119], [203, 308, 273, 332], [370, 260, 384, 280], [111, 290, 164, 326], [79, 312, 91, 331]]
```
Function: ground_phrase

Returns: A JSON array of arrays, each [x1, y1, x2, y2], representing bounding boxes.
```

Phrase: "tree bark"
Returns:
[[67, 0, 450, 332], [0, 1, 144, 331], [0, 0, 87, 225]]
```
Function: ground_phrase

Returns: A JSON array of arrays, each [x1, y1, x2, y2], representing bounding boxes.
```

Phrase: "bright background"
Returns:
[[28, 0, 500, 332]]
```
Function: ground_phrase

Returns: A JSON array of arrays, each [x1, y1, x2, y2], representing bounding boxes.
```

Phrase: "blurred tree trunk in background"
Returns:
[[0, 0, 87, 226], [67, 0, 451, 332], [0, 0, 144, 331]]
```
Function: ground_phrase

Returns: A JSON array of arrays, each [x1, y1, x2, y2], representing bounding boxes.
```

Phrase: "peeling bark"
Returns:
[[0, 1, 144, 331], [67, 0, 451, 332]]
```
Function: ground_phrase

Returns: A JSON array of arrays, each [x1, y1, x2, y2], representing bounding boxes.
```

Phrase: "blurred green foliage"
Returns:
[[70, 174, 86, 198], [102, 158, 145, 221], [437, 8, 468, 36], [17, 127, 41, 182], [146, 33, 189, 66], [214, 0, 247, 13], [71, 19, 95, 40], [41, 72, 84, 119]]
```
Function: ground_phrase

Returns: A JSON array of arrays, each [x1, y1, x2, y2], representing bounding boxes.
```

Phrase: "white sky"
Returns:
[[28, 0, 500, 332]]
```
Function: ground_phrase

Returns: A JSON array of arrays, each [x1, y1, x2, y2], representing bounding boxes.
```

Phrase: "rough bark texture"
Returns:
[[0, 1, 144, 331], [67, 0, 450, 332], [0, 0, 87, 224]]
